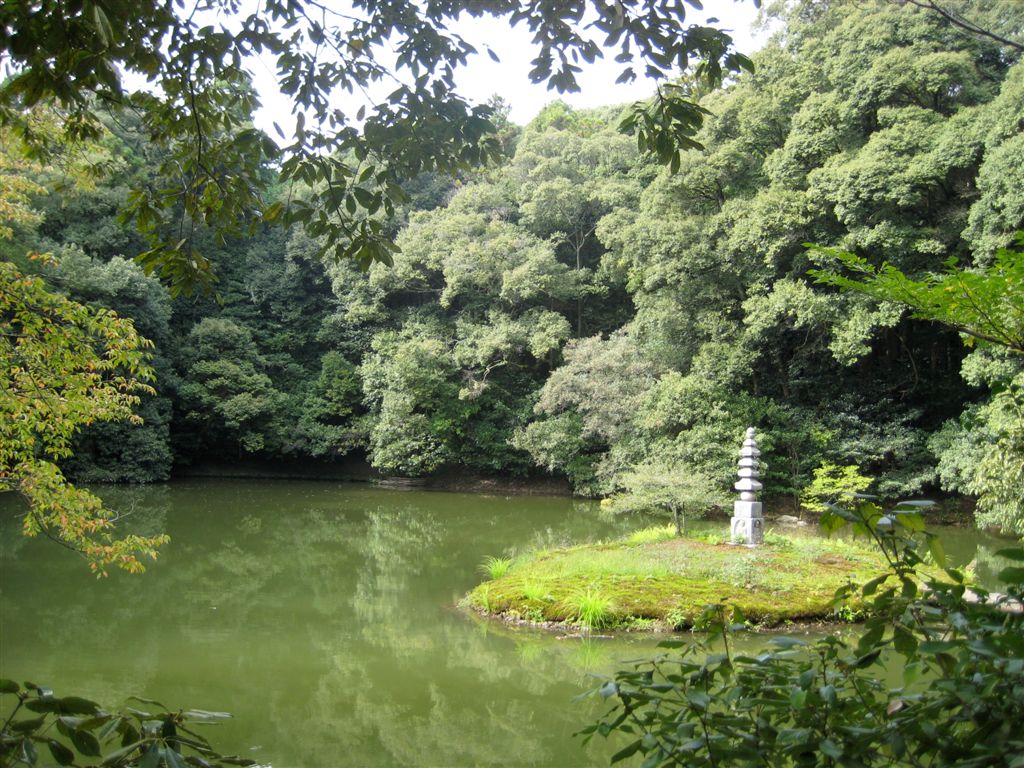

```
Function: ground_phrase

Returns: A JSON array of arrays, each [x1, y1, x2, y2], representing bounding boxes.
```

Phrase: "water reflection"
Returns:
[[0, 481, 1009, 767]]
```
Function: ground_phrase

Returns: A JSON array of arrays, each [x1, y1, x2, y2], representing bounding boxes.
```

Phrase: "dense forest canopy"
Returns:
[[3, 0, 1023, 535]]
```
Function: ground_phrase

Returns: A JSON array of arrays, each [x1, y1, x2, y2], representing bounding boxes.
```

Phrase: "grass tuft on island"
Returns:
[[463, 526, 892, 631]]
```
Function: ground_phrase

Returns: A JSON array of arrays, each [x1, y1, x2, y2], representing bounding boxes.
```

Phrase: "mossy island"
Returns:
[[463, 526, 891, 632]]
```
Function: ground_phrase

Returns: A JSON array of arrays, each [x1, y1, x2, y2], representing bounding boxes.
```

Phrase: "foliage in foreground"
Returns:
[[0, 257, 168, 574], [0, 682, 253, 768], [582, 499, 1024, 767]]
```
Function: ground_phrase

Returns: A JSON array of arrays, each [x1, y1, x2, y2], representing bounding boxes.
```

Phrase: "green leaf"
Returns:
[[894, 511, 925, 532], [819, 738, 843, 760], [59, 696, 101, 715], [91, 4, 115, 45], [10, 716, 47, 733], [165, 747, 189, 768], [127, 696, 166, 709], [789, 689, 807, 709], [138, 745, 161, 768], [861, 574, 889, 597], [611, 740, 643, 763], [47, 740, 75, 766], [25, 697, 61, 714], [21, 737, 38, 765], [893, 626, 918, 656], [854, 650, 881, 669], [100, 740, 147, 766], [71, 728, 102, 757], [685, 690, 711, 710], [181, 710, 231, 722], [0, 679, 20, 694], [927, 536, 946, 567], [995, 548, 1024, 562]]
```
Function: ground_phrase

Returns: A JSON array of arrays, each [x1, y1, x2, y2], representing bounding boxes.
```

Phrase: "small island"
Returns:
[[464, 525, 888, 631]]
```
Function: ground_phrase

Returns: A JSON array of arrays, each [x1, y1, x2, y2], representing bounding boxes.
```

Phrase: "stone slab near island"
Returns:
[[731, 427, 764, 547]]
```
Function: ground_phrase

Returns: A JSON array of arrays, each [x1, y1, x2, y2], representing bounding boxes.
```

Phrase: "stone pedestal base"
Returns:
[[730, 508, 764, 547]]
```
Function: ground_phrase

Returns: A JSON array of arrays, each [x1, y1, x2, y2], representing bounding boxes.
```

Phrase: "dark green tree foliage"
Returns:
[[176, 318, 288, 455], [10, 0, 1023, 503], [50, 249, 174, 482], [0, 681, 255, 767], [296, 351, 364, 458]]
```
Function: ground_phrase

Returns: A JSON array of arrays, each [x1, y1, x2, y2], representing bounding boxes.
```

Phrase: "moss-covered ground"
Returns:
[[463, 526, 892, 631]]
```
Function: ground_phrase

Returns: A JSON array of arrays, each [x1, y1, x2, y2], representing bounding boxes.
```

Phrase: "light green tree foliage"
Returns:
[[177, 318, 288, 455], [521, 0, 1023, 498], [319, 110, 649, 476], [514, 331, 655, 495], [800, 462, 874, 515], [603, 461, 727, 535], [0, 256, 168, 574], [360, 324, 463, 475], [510, 107, 651, 335]]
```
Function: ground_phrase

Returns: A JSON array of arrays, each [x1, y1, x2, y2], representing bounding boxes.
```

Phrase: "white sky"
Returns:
[[236, 0, 772, 136]]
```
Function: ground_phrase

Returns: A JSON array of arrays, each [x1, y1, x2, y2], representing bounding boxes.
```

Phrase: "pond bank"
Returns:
[[463, 526, 892, 632], [174, 457, 574, 495]]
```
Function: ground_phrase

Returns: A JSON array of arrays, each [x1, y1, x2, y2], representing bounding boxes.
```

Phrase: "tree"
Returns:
[[177, 318, 289, 455], [0, 681, 256, 767], [0, 0, 753, 293], [513, 330, 656, 494], [603, 461, 726, 535], [800, 462, 874, 515], [513, 0, 1023, 499], [0, 255, 168, 574]]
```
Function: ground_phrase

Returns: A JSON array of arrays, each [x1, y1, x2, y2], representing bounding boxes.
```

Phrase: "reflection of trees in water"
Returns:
[[971, 544, 1019, 588], [0, 482, 708, 767], [0, 492, 31, 561], [298, 622, 619, 766], [93, 484, 172, 539], [352, 503, 443, 643], [0, 488, 175, 705]]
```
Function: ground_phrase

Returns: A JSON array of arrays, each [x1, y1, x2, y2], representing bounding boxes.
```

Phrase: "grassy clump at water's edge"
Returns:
[[461, 526, 893, 631]]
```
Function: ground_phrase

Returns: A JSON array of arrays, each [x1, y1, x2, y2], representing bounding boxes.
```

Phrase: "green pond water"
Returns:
[[0, 480, 1011, 767]]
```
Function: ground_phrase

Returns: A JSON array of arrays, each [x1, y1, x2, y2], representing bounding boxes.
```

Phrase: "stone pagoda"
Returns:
[[730, 427, 764, 546]]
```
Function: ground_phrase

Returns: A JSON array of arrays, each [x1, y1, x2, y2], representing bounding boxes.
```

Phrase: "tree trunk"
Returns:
[[673, 506, 683, 537]]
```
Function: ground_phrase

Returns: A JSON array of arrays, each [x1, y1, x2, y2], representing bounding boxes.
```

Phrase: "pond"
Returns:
[[0, 480, 1010, 767]]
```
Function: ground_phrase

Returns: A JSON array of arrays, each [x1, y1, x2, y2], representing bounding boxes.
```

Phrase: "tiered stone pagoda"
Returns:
[[730, 427, 764, 546]]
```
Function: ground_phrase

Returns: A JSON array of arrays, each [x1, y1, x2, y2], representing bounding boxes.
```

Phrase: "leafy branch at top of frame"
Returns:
[[0, 0, 756, 295]]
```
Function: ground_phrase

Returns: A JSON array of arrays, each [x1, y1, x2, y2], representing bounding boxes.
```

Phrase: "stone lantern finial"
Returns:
[[730, 427, 764, 546]]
